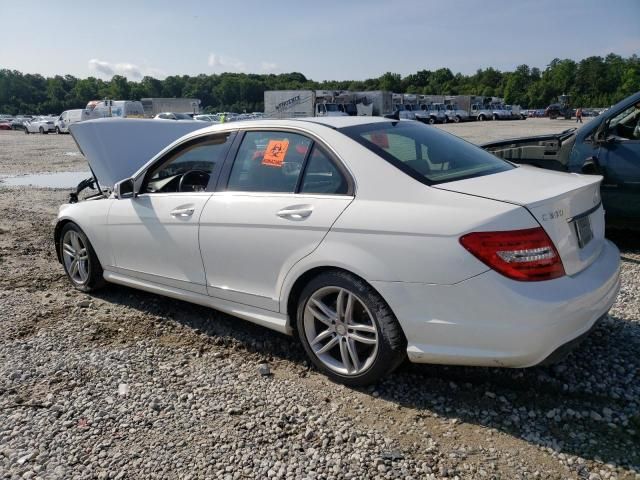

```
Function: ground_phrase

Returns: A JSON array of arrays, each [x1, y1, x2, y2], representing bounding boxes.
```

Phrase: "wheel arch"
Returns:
[[283, 265, 399, 333], [53, 219, 75, 263]]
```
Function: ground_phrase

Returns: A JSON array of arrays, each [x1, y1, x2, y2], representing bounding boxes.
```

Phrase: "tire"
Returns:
[[24, 128, 29, 134], [454, 115, 461, 123], [55, 127, 60, 134], [296, 270, 407, 386], [428, 116, 436, 125], [478, 115, 485, 121], [493, 114, 499, 121], [59, 222, 105, 292], [39, 127, 44, 134]]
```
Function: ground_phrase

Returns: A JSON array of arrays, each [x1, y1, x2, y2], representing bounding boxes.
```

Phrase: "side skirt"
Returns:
[[103, 270, 292, 335]]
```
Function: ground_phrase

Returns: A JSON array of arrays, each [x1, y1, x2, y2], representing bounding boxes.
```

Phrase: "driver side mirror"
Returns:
[[114, 178, 136, 199]]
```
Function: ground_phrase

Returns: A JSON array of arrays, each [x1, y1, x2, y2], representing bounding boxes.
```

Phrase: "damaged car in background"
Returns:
[[56, 117, 620, 386], [482, 91, 640, 228]]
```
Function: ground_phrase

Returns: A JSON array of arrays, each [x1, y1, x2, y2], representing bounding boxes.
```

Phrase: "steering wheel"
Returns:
[[178, 170, 210, 192]]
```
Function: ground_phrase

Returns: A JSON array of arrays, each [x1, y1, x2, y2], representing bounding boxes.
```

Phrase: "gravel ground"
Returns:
[[0, 120, 638, 480]]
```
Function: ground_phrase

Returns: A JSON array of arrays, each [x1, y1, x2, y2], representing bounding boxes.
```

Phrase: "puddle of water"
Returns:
[[0, 171, 92, 188]]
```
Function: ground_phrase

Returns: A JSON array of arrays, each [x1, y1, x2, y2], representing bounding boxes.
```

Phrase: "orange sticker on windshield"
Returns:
[[262, 140, 290, 167]]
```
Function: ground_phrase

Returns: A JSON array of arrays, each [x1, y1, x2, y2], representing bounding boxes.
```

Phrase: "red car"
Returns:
[[0, 121, 13, 130]]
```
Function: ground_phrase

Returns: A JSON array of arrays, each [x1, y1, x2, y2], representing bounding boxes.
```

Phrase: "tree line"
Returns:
[[1, 53, 638, 115]]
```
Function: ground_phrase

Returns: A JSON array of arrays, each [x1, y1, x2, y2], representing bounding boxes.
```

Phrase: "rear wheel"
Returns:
[[428, 116, 436, 125], [59, 223, 105, 292], [478, 115, 485, 121], [454, 115, 461, 123], [296, 271, 406, 386]]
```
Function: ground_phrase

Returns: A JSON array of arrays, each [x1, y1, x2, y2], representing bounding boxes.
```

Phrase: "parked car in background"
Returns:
[[56, 109, 90, 134], [57, 116, 620, 386], [154, 112, 195, 120], [0, 119, 12, 130], [194, 114, 219, 122], [10, 117, 31, 130], [25, 116, 57, 134], [482, 91, 640, 229]]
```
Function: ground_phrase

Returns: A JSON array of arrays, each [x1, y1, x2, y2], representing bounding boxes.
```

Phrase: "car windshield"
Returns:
[[174, 113, 192, 119], [340, 121, 514, 184]]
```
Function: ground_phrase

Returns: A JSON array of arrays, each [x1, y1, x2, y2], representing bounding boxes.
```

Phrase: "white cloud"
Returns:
[[88, 59, 165, 80], [260, 61, 278, 73], [207, 53, 246, 72], [88, 59, 114, 77]]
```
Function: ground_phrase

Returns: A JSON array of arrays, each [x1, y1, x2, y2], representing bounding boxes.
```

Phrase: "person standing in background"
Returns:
[[576, 107, 583, 123]]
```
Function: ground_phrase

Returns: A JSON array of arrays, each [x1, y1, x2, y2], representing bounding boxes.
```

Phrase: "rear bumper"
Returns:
[[372, 239, 620, 367]]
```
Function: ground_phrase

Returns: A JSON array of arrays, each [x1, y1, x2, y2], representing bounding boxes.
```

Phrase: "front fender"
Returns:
[[55, 199, 114, 268]]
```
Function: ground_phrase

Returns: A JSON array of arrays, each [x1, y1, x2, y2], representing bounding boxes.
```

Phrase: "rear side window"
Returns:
[[300, 146, 348, 195], [227, 131, 312, 193], [340, 121, 513, 184]]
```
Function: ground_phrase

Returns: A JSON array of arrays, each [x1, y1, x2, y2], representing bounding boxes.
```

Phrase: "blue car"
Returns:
[[482, 91, 640, 228]]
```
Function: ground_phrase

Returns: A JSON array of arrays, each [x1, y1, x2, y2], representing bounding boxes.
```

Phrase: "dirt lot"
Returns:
[[0, 119, 638, 480]]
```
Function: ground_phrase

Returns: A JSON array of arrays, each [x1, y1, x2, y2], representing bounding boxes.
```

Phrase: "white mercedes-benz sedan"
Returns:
[[56, 117, 620, 386]]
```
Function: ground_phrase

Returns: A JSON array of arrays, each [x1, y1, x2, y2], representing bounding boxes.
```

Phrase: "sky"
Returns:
[[1, 0, 639, 81]]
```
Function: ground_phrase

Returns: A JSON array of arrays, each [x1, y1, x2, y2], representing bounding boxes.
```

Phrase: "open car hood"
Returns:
[[70, 118, 208, 190]]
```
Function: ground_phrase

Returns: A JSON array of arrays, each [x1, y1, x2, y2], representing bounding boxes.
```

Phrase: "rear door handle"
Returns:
[[170, 207, 195, 217], [277, 205, 313, 220]]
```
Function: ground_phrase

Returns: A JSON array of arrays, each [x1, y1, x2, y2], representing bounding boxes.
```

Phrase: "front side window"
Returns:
[[227, 131, 312, 193], [608, 102, 640, 140], [340, 121, 514, 184], [143, 133, 233, 194]]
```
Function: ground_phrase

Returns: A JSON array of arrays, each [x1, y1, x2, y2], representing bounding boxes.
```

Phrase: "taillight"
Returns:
[[460, 227, 565, 281]]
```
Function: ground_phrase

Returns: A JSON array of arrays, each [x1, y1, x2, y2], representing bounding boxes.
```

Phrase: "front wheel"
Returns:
[[428, 117, 436, 125], [493, 114, 499, 121], [478, 115, 485, 121], [59, 223, 105, 292], [296, 271, 406, 386], [454, 115, 461, 123], [55, 127, 60, 134]]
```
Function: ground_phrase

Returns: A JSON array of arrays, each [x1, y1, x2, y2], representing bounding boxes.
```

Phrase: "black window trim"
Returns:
[[139, 130, 237, 194], [339, 121, 512, 186], [216, 127, 355, 196]]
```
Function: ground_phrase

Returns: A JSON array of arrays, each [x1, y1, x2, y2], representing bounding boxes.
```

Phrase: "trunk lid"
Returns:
[[435, 165, 605, 276], [70, 118, 208, 190]]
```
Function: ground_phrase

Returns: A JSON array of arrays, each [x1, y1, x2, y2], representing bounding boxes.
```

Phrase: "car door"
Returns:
[[107, 131, 235, 294], [598, 104, 640, 221], [199, 130, 354, 311]]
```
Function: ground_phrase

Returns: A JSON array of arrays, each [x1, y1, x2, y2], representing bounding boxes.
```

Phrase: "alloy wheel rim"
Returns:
[[62, 231, 89, 284], [303, 286, 379, 376]]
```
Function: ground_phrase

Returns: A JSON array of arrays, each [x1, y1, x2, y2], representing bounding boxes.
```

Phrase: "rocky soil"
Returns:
[[0, 123, 638, 479]]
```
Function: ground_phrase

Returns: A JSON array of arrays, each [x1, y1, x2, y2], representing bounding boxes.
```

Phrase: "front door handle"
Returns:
[[170, 207, 195, 217], [277, 205, 313, 220]]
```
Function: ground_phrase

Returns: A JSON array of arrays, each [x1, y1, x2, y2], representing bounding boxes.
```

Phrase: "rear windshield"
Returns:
[[339, 121, 514, 184]]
